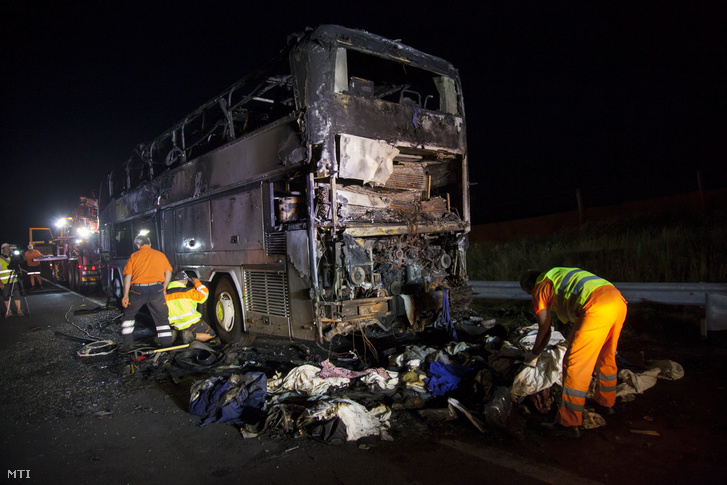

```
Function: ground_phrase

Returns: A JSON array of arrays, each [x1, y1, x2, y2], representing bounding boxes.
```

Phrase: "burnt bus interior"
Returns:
[[298, 37, 469, 340], [101, 52, 297, 203], [99, 25, 469, 343], [341, 48, 459, 114]]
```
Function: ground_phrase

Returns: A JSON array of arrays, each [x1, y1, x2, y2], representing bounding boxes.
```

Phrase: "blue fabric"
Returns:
[[439, 287, 457, 340], [190, 372, 267, 426], [425, 361, 472, 396], [189, 377, 234, 418]]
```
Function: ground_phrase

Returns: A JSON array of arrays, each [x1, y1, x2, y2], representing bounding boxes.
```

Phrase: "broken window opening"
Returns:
[[334, 48, 460, 115], [132, 64, 295, 172]]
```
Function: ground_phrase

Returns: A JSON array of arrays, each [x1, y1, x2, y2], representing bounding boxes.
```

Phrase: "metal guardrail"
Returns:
[[469, 280, 727, 337]]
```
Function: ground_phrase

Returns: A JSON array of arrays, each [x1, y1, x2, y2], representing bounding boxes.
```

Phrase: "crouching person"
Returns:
[[166, 271, 218, 344]]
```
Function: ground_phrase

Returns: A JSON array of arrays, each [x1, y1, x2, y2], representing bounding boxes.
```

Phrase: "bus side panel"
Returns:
[[288, 266, 316, 341], [173, 185, 266, 268], [286, 230, 316, 340], [173, 201, 211, 255], [161, 210, 175, 269], [210, 187, 264, 256]]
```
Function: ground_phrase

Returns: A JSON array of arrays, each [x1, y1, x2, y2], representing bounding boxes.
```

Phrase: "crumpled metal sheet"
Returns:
[[338, 134, 398, 185]]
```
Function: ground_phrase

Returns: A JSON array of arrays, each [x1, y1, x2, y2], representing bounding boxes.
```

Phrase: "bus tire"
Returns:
[[111, 273, 124, 307], [210, 277, 243, 343]]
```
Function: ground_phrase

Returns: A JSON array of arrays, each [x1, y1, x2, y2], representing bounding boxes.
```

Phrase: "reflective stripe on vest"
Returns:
[[165, 281, 204, 329], [539, 267, 612, 322], [0, 258, 18, 284]]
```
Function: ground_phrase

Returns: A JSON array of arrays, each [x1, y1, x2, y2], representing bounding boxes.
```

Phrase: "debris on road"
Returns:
[[46, 303, 686, 443]]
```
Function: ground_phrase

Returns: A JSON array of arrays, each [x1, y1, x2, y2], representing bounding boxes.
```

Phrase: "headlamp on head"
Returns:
[[175, 271, 189, 282]]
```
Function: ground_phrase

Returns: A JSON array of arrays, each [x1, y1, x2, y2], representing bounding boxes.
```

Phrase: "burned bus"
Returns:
[[98, 25, 470, 343]]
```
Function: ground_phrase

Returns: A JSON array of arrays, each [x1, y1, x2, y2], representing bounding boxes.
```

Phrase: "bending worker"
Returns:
[[520, 267, 627, 438], [120, 235, 174, 351], [165, 271, 217, 343]]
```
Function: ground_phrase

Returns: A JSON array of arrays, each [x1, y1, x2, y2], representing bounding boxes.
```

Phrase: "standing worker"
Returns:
[[165, 271, 218, 343], [120, 235, 174, 352], [24, 244, 44, 289], [1, 243, 24, 317], [520, 267, 627, 438]]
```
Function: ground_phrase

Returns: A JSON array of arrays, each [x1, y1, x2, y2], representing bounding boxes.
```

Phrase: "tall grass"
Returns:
[[467, 213, 727, 283]]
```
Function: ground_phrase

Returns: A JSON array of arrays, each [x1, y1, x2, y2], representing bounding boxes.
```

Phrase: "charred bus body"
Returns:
[[99, 25, 470, 343]]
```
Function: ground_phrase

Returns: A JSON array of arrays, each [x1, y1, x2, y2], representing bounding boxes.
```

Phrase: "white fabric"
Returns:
[[518, 325, 566, 350], [305, 399, 391, 441], [616, 368, 660, 397], [391, 345, 439, 367], [649, 359, 685, 380], [267, 365, 350, 397], [445, 341, 474, 355], [511, 344, 567, 398], [616, 359, 684, 398], [360, 371, 399, 391]]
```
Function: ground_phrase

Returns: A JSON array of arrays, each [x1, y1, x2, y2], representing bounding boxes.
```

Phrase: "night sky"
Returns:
[[2, 2, 724, 245]]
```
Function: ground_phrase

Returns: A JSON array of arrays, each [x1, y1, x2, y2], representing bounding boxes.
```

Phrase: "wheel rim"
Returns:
[[215, 291, 236, 332], [113, 277, 123, 301]]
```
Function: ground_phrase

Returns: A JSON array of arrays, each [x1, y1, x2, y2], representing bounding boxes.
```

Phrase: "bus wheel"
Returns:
[[211, 277, 243, 343], [111, 274, 124, 307]]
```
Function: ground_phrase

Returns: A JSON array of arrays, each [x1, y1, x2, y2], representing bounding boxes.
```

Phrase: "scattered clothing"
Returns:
[[425, 361, 472, 396], [616, 359, 684, 399], [190, 372, 267, 426], [316, 359, 391, 380], [511, 345, 567, 399]]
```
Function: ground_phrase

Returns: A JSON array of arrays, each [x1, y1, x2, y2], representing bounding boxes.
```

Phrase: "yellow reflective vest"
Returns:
[[165, 280, 209, 329], [0, 256, 18, 284], [537, 267, 612, 323]]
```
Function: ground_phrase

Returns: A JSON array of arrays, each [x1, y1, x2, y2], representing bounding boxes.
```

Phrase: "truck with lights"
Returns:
[[98, 25, 471, 343], [30, 196, 102, 291]]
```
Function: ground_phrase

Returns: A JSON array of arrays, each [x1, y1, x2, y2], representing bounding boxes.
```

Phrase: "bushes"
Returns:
[[467, 213, 727, 283]]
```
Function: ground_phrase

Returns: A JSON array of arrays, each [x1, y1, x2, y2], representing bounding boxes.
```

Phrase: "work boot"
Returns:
[[118, 344, 134, 354], [118, 337, 135, 354], [592, 403, 616, 416], [540, 421, 582, 438], [158, 336, 175, 348], [181, 330, 195, 344]]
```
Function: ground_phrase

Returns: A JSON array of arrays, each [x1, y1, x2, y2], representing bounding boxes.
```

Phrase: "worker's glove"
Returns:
[[522, 351, 539, 368]]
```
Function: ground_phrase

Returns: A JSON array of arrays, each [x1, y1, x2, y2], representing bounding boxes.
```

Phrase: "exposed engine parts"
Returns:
[[316, 231, 468, 341]]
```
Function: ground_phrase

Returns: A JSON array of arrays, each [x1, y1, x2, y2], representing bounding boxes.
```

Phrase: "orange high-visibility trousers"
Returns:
[[557, 287, 627, 427]]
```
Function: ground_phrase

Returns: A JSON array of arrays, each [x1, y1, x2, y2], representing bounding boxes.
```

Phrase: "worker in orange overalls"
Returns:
[[120, 235, 174, 352], [520, 267, 627, 438], [24, 244, 44, 289]]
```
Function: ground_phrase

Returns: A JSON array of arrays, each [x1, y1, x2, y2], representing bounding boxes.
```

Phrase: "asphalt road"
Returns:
[[1, 281, 726, 484]]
